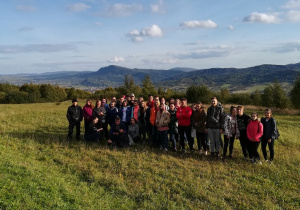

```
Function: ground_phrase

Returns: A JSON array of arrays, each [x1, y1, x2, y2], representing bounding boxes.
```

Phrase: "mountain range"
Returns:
[[1, 63, 300, 92]]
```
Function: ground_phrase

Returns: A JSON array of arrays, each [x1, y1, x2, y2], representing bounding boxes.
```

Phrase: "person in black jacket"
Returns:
[[236, 105, 251, 160], [66, 99, 83, 140], [108, 117, 129, 148], [261, 109, 278, 164]]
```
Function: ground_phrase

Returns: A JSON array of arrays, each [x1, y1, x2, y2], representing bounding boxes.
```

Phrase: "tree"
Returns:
[[290, 75, 300, 109], [186, 85, 213, 103], [262, 81, 290, 109], [141, 75, 157, 98], [251, 89, 262, 106], [219, 88, 231, 103]]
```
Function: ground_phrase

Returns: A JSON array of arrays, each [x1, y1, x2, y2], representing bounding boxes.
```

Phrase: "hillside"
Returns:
[[1, 63, 300, 91], [0, 102, 299, 209]]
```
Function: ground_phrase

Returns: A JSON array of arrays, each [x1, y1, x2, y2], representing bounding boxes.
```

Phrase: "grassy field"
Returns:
[[0, 102, 299, 209]]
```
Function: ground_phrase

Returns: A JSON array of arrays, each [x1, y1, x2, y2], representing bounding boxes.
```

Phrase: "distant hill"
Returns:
[[1, 63, 300, 92]]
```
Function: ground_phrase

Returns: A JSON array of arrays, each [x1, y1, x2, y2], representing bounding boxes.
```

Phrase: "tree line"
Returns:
[[1, 75, 300, 109]]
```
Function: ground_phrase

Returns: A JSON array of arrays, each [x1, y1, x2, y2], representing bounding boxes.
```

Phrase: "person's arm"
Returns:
[[79, 106, 83, 122], [255, 122, 264, 141], [271, 118, 277, 141]]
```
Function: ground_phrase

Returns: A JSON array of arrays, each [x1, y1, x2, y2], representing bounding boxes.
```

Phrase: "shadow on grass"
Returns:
[[4, 126, 240, 163]]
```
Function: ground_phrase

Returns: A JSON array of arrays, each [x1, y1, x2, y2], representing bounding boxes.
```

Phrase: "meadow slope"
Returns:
[[0, 102, 299, 209]]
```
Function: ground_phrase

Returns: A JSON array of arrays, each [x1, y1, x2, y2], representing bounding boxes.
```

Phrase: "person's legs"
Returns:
[[200, 133, 207, 151], [215, 129, 221, 154], [239, 132, 249, 158], [184, 126, 194, 151], [196, 132, 201, 150], [178, 126, 185, 150], [268, 140, 275, 161], [207, 128, 215, 153], [75, 122, 81, 139], [229, 135, 235, 156], [261, 140, 268, 161], [254, 142, 260, 161], [223, 135, 229, 157], [169, 130, 176, 150], [68, 122, 75, 139]]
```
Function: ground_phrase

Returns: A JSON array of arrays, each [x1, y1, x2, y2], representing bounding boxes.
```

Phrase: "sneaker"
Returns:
[[164, 148, 168, 152], [205, 151, 208, 155], [258, 161, 262, 165], [265, 159, 269, 163]]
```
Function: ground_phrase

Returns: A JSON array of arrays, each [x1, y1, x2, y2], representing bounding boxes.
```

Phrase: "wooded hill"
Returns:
[[1, 63, 300, 92]]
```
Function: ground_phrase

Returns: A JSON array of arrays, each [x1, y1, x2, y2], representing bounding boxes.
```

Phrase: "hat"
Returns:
[[131, 93, 135, 97], [72, 99, 78, 103]]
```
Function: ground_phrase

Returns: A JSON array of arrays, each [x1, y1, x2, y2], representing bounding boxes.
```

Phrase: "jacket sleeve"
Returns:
[[163, 113, 170, 125], [254, 122, 263, 141], [247, 124, 251, 140], [223, 115, 230, 136], [66, 107, 70, 121], [271, 118, 277, 140], [79, 106, 83, 122]]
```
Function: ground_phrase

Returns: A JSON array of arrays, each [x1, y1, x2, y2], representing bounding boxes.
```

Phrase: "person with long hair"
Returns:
[[261, 109, 278, 164], [83, 99, 94, 138], [156, 103, 170, 151], [247, 112, 263, 164], [222, 106, 240, 161], [139, 101, 147, 143], [192, 103, 208, 155]]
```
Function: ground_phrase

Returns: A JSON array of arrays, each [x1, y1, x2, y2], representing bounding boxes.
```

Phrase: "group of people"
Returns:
[[66, 94, 279, 164]]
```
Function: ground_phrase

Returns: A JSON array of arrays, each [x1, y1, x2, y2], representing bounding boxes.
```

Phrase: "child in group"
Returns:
[[261, 109, 278, 164], [222, 106, 240, 160], [247, 112, 263, 164], [85, 117, 103, 142]]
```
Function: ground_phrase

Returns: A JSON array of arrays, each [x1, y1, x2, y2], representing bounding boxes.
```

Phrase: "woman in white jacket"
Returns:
[[222, 106, 240, 161]]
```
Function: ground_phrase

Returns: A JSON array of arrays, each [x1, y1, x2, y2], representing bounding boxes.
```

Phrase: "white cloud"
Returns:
[[108, 56, 125, 63], [141, 25, 163, 37], [228, 25, 234, 30], [243, 12, 280, 24], [286, 10, 300, 22], [66, 3, 91, 12], [282, 0, 300, 9], [180, 20, 218, 29], [161, 59, 177, 64], [126, 25, 163, 42], [16, 5, 36, 12], [151, 0, 164, 13], [99, 3, 143, 17]]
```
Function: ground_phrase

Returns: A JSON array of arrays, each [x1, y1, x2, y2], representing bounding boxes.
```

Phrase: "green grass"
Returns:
[[0, 102, 299, 209]]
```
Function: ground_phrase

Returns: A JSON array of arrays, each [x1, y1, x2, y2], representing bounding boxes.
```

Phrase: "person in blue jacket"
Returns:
[[118, 100, 132, 128]]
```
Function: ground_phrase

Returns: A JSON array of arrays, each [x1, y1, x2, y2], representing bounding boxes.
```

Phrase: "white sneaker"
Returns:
[[205, 151, 208, 155]]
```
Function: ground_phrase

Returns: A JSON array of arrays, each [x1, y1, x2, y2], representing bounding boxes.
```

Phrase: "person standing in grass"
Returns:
[[118, 100, 132, 128], [236, 105, 251, 160], [83, 99, 94, 138], [176, 98, 194, 153], [156, 103, 170, 151], [67, 99, 83, 140], [85, 117, 103, 142], [247, 112, 263, 164], [206, 97, 224, 158], [139, 101, 147, 143], [92, 100, 106, 140], [261, 109, 278, 164], [222, 106, 240, 161], [168, 103, 178, 152], [106, 101, 119, 127], [150, 100, 160, 147], [192, 103, 208, 155]]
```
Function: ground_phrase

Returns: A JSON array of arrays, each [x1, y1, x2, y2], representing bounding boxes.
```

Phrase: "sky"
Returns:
[[1, 0, 300, 74]]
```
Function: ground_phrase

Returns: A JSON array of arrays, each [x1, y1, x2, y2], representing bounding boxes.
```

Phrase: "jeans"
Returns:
[[159, 130, 169, 149], [207, 128, 221, 152], [196, 133, 207, 151], [261, 139, 274, 161], [169, 129, 177, 149], [223, 135, 235, 156], [178, 125, 194, 150]]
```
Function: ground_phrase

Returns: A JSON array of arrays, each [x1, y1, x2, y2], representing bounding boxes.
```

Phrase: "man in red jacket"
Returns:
[[176, 98, 194, 152]]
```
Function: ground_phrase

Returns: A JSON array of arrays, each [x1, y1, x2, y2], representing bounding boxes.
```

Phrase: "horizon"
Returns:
[[1, 0, 300, 74]]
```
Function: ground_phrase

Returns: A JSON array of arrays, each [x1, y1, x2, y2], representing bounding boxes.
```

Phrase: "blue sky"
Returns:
[[1, 0, 300, 74]]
